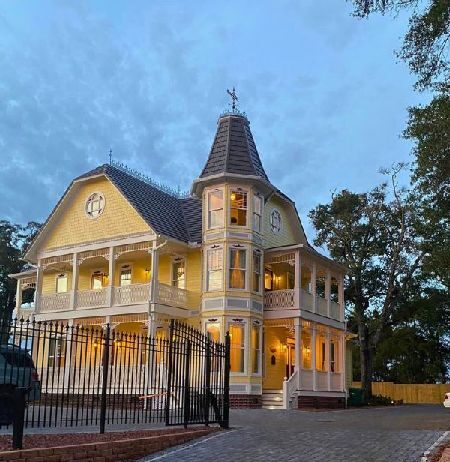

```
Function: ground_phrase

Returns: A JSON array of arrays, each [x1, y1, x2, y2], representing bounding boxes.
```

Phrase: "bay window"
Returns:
[[207, 247, 223, 291], [207, 190, 223, 228], [230, 324, 245, 373], [253, 194, 262, 232], [206, 322, 221, 342], [230, 190, 247, 226], [252, 250, 262, 293], [229, 247, 247, 289]]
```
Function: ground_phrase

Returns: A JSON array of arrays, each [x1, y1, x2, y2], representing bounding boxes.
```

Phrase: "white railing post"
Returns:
[[108, 247, 115, 306], [311, 262, 317, 314], [326, 270, 331, 318], [70, 253, 79, 310], [312, 323, 317, 391]]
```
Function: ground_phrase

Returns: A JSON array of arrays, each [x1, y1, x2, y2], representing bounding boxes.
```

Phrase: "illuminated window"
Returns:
[[172, 259, 185, 289], [330, 337, 339, 372], [251, 324, 261, 374], [206, 322, 221, 343], [48, 337, 66, 368], [120, 266, 132, 286], [302, 332, 312, 369], [229, 247, 246, 289], [207, 247, 223, 291], [91, 271, 106, 290], [316, 335, 327, 372], [230, 190, 247, 226], [85, 192, 105, 219], [253, 251, 262, 293], [230, 324, 245, 373], [253, 194, 262, 232], [208, 190, 224, 228], [264, 268, 273, 291], [56, 273, 68, 293]]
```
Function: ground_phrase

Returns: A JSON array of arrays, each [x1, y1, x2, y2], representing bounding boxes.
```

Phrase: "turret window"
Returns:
[[229, 246, 247, 289], [252, 250, 262, 293], [207, 247, 223, 291], [230, 190, 247, 226], [207, 190, 224, 228], [253, 194, 262, 232]]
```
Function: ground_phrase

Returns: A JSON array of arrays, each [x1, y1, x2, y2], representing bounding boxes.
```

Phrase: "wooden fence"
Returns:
[[352, 382, 450, 404]]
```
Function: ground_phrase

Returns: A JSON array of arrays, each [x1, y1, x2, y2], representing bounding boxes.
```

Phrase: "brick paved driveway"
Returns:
[[141, 405, 450, 462]]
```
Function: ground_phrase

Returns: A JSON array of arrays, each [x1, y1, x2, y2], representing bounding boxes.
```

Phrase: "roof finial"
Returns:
[[109, 148, 113, 165], [227, 87, 238, 112]]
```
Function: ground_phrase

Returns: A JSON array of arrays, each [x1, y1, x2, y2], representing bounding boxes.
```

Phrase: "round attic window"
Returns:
[[85, 192, 105, 219]]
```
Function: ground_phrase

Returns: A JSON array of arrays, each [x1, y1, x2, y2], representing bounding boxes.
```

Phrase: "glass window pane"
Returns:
[[56, 274, 68, 293], [302, 332, 312, 369], [120, 268, 132, 286], [229, 248, 246, 289], [206, 323, 220, 342], [253, 252, 261, 292], [172, 260, 185, 289], [207, 249, 223, 291], [208, 190, 223, 228], [230, 191, 247, 226], [251, 325, 260, 374], [230, 325, 245, 373]]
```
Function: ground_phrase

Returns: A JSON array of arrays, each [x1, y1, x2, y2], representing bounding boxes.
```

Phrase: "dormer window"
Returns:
[[207, 190, 224, 229], [230, 189, 247, 226]]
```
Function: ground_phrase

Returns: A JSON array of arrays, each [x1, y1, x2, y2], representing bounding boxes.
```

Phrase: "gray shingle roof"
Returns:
[[75, 164, 202, 244], [200, 113, 269, 181]]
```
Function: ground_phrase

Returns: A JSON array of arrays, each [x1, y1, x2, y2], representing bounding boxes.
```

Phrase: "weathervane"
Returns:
[[227, 87, 238, 112], [109, 148, 113, 165]]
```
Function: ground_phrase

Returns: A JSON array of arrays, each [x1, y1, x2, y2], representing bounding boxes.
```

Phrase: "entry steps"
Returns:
[[262, 389, 284, 409]]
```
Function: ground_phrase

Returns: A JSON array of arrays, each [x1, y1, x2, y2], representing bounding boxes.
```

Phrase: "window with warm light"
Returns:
[[316, 335, 327, 371], [91, 271, 106, 290], [302, 332, 312, 369], [330, 337, 339, 372], [206, 322, 221, 342], [48, 337, 66, 367], [207, 247, 223, 291], [253, 251, 262, 293], [56, 273, 68, 293], [207, 190, 223, 228], [251, 324, 261, 374], [229, 324, 245, 373], [172, 259, 185, 289], [120, 266, 132, 286], [229, 190, 247, 226], [264, 268, 273, 291], [229, 247, 246, 289], [253, 194, 262, 232]]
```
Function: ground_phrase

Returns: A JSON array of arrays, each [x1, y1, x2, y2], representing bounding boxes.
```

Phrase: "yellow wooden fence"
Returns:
[[352, 382, 450, 404]]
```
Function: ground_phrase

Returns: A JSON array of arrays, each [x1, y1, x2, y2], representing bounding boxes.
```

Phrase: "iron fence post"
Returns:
[[221, 331, 231, 429], [165, 319, 175, 426], [99, 324, 110, 434], [12, 387, 27, 450], [183, 340, 191, 428], [204, 341, 211, 426]]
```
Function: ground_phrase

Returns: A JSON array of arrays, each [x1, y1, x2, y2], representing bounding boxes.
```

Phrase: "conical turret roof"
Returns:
[[199, 113, 269, 181]]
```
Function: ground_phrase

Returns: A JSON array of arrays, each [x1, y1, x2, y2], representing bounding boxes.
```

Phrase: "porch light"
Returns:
[[230, 192, 236, 201]]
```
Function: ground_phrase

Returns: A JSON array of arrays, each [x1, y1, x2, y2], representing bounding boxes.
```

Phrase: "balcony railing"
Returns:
[[264, 289, 295, 310], [157, 282, 188, 309], [77, 288, 108, 309], [40, 293, 71, 312], [114, 283, 150, 306]]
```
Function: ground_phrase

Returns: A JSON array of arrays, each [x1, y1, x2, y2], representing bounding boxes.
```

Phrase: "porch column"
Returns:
[[327, 329, 331, 392], [311, 262, 317, 314], [70, 253, 79, 310], [294, 318, 301, 389], [108, 247, 115, 306], [326, 270, 332, 318], [295, 252, 302, 309], [15, 279, 22, 315], [150, 244, 160, 304], [338, 275, 345, 322], [341, 332, 346, 392], [35, 261, 43, 314], [312, 323, 317, 391], [63, 319, 74, 390]]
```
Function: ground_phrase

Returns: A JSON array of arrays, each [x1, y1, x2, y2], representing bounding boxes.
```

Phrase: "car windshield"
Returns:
[[1, 351, 35, 368]]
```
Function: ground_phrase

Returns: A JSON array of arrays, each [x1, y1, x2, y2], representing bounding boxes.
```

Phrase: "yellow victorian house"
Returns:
[[11, 107, 347, 409]]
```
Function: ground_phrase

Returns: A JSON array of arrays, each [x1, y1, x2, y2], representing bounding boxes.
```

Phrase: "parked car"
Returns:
[[443, 393, 450, 408], [0, 344, 40, 401]]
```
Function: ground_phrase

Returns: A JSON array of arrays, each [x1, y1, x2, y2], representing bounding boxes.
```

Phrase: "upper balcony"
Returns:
[[13, 240, 199, 319], [263, 246, 345, 324]]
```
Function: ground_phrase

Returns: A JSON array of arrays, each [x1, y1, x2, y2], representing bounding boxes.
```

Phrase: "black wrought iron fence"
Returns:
[[0, 318, 230, 434]]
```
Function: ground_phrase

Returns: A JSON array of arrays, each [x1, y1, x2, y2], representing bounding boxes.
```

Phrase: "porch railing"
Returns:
[[282, 369, 299, 409], [76, 288, 108, 309], [264, 289, 295, 309], [331, 372, 342, 391], [40, 292, 71, 312], [299, 368, 313, 390], [157, 282, 188, 309], [114, 283, 150, 305]]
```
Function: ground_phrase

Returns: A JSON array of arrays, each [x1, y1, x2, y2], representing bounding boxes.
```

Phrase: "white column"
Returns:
[[294, 317, 301, 390], [35, 261, 44, 314], [341, 332, 346, 392], [70, 253, 79, 310], [327, 329, 331, 392], [295, 252, 302, 309], [312, 323, 317, 391], [108, 247, 115, 306], [338, 275, 345, 322], [326, 270, 332, 318], [15, 279, 22, 317], [311, 262, 317, 314], [150, 244, 160, 304]]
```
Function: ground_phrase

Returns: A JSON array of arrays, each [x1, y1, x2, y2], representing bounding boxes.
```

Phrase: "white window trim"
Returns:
[[250, 320, 262, 376], [90, 268, 107, 290], [229, 186, 249, 228], [227, 318, 247, 376], [206, 188, 225, 230], [205, 245, 224, 292], [55, 273, 69, 294], [252, 249, 263, 294], [119, 262, 133, 287], [252, 192, 263, 234], [227, 244, 249, 291], [170, 256, 186, 289]]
